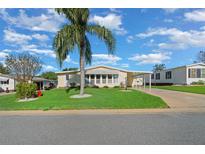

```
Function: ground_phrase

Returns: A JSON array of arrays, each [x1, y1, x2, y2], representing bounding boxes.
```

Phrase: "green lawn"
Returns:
[[152, 86, 205, 94], [0, 88, 168, 110]]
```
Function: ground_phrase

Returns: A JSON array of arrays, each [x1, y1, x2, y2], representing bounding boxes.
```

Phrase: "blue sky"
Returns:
[[0, 8, 205, 72]]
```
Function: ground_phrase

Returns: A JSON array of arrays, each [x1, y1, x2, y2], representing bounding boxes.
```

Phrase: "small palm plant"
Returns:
[[53, 8, 115, 96]]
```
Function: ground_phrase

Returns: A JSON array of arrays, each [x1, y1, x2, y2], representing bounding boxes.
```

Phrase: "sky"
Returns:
[[0, 8, 205, 72]]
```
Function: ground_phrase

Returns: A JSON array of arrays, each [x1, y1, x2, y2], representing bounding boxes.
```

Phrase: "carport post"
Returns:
[[149, 73, 151, 91], [143, 74, 146, 89]]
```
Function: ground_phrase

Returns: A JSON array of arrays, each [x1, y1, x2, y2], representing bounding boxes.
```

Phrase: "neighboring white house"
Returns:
[[56, 65, 152, 88], [144, 63, 205, 85], [0, 73, 57, 92], [0, 73, 16, 92]]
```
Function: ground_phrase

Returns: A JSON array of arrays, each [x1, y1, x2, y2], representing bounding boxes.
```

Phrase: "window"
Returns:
[[113, 74, 118, 83], [189, 68, 202, 78], [96, 75, 100, 84], [0, 80, 9, 84], [85, 75, 89, 84], [165, 71, 172, 79], [91, 75, 95, 84], [151, 74, 154, 79], [102, 75, 106, 84], [85, 75, 89, 80], [156, 73, 160, 80], [197, 69, 201, 78], [202, 69, 205, 78], [108, 74, 112, 84], [66, 74, 69, 80]]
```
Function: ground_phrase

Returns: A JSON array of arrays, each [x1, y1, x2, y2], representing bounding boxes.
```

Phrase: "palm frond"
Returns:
[[87, 25, 116, 54], [85, 35, 92, 65], [53, 25, 75, 68], [55, 8, 89, 25]]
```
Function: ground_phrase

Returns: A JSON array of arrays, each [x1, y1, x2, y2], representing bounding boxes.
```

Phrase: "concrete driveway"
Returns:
[[140, 88, 205, 108]]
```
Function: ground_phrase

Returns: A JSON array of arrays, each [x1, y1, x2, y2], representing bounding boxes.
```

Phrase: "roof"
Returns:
[[155, 62, 205, 72], [32, 77, 56, 82], [56, 65, 152, 75], [0, 73, 15, 79]]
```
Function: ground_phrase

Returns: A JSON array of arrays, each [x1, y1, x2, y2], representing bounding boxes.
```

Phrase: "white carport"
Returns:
[[132, 71, 152, 90]]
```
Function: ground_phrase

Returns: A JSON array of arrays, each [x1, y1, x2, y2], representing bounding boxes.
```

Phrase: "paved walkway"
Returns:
[[138, 88, 205, 108]]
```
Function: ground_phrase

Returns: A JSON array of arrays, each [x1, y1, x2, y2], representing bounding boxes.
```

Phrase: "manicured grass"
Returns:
[[0, 88, 168, 110], [152, 86, 205, 94]]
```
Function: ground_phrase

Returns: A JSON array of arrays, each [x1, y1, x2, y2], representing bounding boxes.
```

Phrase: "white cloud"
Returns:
[[92, 54, 122, 65], [109, 8, 121, 13], [162, 8, 178, 13], [0, 49, 12, 53], [42, 64, 57, 71], [32, 34, 49, 41], [126, 35, 135, 43], [89, 13, 127, 35], [0, 9, 66, 33], [121, 63, 129, 68], [128, 52, 171, 65], [137, 27, 205, 49], [4, 29, 49, 46], [65, 56, 78, 65], [4, 29, 32, 44], [21, 44, 56, 58], [0, 52, 8, 59], [184, 9, 205, 22], [163, 19, 173, 23]]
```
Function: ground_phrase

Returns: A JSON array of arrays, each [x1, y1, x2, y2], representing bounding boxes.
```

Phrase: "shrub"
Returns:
[[191, 80, 205, 85], [92, 85, 99, 88], [16, 82, 37, 99], [113, 86, 120, 88], [70, 82, 76, 88], [103, 86, 109, 88]]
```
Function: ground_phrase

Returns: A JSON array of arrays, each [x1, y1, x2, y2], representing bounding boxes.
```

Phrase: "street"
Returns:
[[0, 112, 205, 144]]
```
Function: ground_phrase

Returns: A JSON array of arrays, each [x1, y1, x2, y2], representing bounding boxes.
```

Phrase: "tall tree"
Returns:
[[197, 51, 205, 63], [53, 9, 115, 95], [41, 71, 57, 80], [0, 62, 9, 74], [5, 53, 42, 82], [62, 67, 78, 71], [153, 64, 166, 72]]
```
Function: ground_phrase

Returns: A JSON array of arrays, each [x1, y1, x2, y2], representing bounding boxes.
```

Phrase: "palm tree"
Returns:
[[53, 9, 115, 95]]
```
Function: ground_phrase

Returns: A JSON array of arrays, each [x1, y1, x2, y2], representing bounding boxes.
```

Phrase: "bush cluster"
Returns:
[[191, 80, 205, 85], [16, 82, 37, 99]]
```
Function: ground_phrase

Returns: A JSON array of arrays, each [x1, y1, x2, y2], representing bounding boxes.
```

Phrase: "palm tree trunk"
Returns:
[[80, 46, 85, 95]]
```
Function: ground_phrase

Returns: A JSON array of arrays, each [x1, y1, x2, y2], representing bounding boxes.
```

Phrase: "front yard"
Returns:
[[153, 86, 205, 94], [0, 88, 167, 110]]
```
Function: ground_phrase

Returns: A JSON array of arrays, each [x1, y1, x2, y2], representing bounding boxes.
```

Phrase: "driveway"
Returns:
[[139, 88, 205, 108]]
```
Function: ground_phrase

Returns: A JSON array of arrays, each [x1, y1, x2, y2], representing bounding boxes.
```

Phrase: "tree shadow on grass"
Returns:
[[65, 86, 80, 93]]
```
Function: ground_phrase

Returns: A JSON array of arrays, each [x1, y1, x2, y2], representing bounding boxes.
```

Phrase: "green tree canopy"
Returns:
[[41, 71, 57, 80], [62, 67, 78, 71], [153, 64, 166, 72], [0, 62, 9, 74]]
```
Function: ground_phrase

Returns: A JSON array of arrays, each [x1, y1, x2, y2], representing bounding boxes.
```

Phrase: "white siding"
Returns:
[[186, 64, 205, 85], [0, 76, 16, 91], [57, 67, 128, 88], [145, 66, 187, 85], [145, 63, 205, 85], [57, 74, 67, 88]]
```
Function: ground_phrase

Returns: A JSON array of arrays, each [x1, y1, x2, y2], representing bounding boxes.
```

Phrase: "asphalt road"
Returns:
[[0, 112, 205, 144]]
